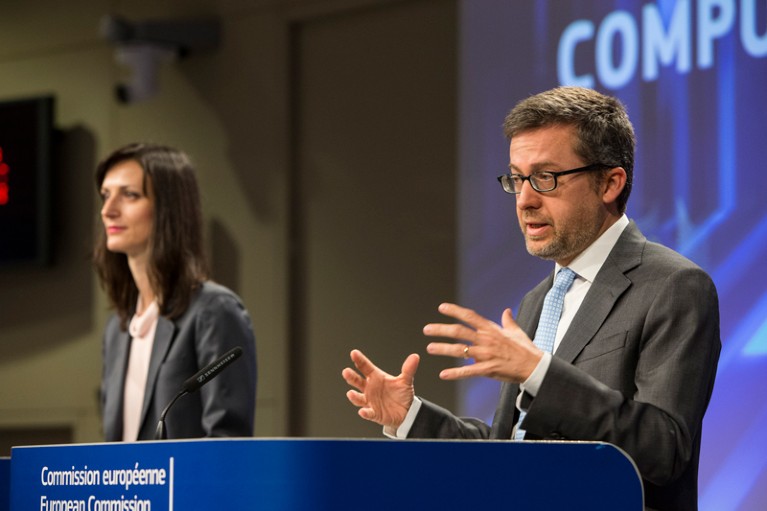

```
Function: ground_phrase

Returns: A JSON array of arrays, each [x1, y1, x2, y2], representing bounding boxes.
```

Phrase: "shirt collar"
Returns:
[[555, 214, 629, 283], [129, 299, 160, 339]]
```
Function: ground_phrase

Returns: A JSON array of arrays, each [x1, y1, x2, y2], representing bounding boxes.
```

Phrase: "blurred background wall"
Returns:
[[0, 0, 457, 447]]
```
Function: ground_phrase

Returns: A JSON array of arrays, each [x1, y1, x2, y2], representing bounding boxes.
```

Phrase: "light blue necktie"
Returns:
[[514, 267, 577, 440]]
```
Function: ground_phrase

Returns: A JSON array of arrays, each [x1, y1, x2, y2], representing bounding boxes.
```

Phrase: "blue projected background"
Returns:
[[458, 1, 766, 509]]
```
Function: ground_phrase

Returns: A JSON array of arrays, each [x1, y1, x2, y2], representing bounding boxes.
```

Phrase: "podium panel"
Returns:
[[10, 438, 643, 510], [1, 458, 8, 511]]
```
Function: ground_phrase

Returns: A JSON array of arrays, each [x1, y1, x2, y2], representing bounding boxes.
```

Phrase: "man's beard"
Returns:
[[522, 211, 602, 263]]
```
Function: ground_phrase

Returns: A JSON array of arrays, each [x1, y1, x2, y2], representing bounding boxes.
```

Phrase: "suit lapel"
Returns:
[[555, 222, 644, 363], [491, 383, 519, 438], [492, 276, 551, 438], [105, 328, 131, 441], [137, 315, 176, 433], [519, 276, 551, 337]]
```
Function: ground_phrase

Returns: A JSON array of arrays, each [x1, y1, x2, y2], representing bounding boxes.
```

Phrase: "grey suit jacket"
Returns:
[[101, 281, 257, 441], [409, 221, 720, 511]]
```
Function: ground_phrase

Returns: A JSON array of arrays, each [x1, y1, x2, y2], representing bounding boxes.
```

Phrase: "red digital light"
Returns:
[[0, 145, 8, 205]]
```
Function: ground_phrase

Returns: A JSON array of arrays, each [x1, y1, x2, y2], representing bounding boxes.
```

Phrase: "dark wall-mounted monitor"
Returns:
[[0, 95, 54, 266]]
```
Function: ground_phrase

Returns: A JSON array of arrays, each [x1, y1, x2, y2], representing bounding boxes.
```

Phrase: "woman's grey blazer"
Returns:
[[101, 281, 257, 441]]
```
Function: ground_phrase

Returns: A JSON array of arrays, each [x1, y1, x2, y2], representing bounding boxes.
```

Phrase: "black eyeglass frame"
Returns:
[[497, 163, 615, 194]]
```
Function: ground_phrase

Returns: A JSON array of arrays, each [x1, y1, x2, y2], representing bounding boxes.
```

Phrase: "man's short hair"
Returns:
[[503, 86, 635, 214]]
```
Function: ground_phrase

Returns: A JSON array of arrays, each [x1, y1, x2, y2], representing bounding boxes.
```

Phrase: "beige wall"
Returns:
[[0, 0, 456, 446]]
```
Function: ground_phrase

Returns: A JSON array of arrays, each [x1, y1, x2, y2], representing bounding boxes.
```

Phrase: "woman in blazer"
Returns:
[[95, 143, 257, 441]]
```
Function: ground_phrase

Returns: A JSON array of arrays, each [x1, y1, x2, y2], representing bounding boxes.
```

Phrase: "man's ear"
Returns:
[[602, 167, 627, 205]]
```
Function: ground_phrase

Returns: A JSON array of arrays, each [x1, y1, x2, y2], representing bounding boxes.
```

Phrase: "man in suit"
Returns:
[[342, 86, 720, 511]]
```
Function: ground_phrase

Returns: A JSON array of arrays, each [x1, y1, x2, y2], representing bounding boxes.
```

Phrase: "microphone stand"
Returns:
[[155, 389, 188, 440], [153, 346, 243, 440]]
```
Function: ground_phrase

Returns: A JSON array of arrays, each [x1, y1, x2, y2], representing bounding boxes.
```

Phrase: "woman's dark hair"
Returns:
[[93, 143, 209, 329]]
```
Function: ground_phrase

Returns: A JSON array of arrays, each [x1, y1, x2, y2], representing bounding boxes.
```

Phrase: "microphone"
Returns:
[[154, 346, 243, 440]]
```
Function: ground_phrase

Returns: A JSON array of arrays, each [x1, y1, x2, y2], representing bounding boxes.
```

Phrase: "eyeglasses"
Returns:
[[497, 163, 613, 194]]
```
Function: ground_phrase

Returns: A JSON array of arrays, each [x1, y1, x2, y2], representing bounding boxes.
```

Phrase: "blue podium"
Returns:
[[6, 438, 643, 510]]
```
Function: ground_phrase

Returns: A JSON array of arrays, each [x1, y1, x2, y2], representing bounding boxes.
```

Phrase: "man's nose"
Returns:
[[515, 179, 541, 209]]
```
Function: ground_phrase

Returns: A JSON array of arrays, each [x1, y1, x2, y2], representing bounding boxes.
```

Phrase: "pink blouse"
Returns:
[[122, 300, 159, 441]]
